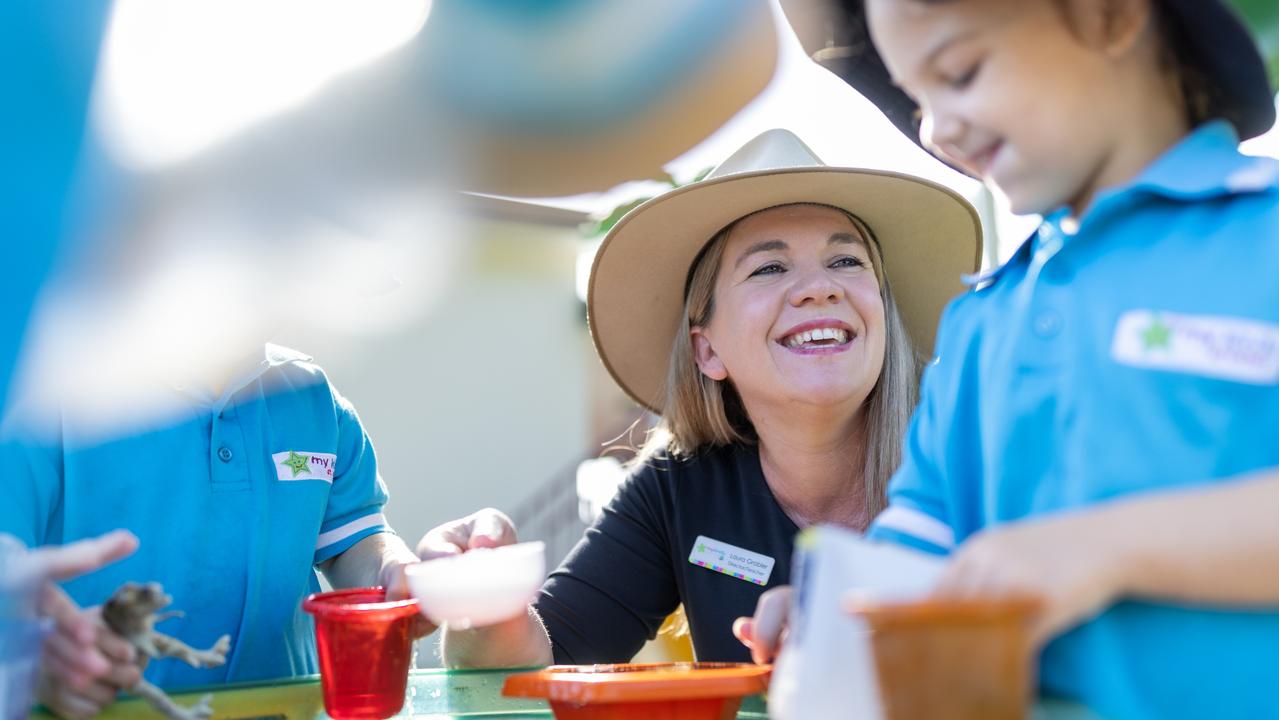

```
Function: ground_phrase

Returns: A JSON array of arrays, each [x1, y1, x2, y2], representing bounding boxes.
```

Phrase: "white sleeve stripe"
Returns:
[[875, 505, 955, 550], [316, 513, 387, 551]]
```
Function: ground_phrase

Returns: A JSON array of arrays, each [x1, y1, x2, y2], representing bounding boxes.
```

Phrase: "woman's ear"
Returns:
[[690, 326, 729, 381]]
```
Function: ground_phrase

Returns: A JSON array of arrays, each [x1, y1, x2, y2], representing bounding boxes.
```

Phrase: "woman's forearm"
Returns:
[[1106, 469, 1279, 605], [440, 604, 554, 668]]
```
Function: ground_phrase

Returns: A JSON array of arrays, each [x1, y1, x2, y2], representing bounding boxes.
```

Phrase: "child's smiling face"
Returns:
[[866, 0, 1179, 216]]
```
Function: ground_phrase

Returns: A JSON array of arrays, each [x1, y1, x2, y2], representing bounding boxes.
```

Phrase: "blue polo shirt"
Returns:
[[0, 344, 390, 688], [869, 121, 1279, 720]]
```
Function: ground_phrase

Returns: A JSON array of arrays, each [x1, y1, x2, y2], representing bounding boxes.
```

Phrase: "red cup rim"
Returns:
[[302, 587, 420, 621]]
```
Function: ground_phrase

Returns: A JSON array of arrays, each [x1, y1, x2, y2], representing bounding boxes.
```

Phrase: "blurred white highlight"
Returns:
[[94, 0, 431, 169]]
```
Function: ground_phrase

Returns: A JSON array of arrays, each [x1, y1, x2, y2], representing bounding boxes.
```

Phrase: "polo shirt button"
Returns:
[[217, 446, 234, 462], [1033, 311, 1063, 338]]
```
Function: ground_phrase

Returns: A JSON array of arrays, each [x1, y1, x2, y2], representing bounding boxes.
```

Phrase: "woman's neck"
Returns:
[[750, 401, 869, 531]]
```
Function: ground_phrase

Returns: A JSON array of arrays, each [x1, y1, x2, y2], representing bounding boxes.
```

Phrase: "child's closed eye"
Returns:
[[945, 60, 983, 90]]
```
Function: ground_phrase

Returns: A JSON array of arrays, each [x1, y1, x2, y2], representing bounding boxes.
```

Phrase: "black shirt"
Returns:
[[534, 442, 800, 663]]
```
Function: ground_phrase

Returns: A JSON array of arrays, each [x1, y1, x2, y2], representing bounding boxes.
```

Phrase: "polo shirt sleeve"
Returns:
[[867, 310, 961, 557], [534, 461, 681, 664], [313, 388, 390, 565], [0, 418, 62, 548]]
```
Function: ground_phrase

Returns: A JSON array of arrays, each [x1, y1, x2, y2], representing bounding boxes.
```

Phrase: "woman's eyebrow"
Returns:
[[829, 232, 866, 248], [734, 239, 788, 268]]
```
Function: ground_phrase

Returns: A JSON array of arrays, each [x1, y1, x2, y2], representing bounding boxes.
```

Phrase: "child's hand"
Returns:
[[37, 589, 143, 720], [415, 508, 517, 560], [379, 559, 437, 640], [732, 585, 792, 664], [932, 511, 1127, 646], [22, 530, 141, 719]]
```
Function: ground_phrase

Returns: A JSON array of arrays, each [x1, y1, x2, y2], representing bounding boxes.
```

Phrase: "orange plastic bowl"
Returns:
[[502, 662, 771, 720]]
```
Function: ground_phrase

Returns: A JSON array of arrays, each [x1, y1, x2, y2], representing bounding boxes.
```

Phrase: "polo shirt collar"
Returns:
[[964, 121, 1277, 291], [1109, 120, 1278, 203], [172, 344, 313, 411]]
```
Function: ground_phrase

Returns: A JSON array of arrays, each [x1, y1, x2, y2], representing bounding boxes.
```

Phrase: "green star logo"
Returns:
[[696, 543, 707, 554], [1141, 317, 1173, 351], [280, 450, 310, 478]]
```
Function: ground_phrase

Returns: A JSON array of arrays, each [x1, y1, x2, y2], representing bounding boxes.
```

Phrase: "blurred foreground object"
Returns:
[[10, 0, 780, 434], [768, 527, 942, 720], [846, 597, 1039, 720], [422, 0, 779, 196]]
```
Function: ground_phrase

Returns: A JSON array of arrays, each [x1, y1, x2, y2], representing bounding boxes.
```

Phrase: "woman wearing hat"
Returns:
[[417, 129, 981, 666]]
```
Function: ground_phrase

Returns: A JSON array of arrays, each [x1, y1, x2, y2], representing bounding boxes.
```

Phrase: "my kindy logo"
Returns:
[[272, 450, 337, 482], [1112, 310, 1279, 384], [696, 541, 726, 563]]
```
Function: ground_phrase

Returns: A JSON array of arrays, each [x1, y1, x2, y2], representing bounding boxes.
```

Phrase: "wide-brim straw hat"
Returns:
[[588, 129, 982, 414]]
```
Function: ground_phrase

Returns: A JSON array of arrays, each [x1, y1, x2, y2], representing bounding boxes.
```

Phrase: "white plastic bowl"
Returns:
[[404, 541, 546, 629]]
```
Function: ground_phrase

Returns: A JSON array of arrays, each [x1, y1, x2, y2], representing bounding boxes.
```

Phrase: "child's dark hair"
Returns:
[[1149, 5, 1223, 130], [867, 0, 1224, 131]]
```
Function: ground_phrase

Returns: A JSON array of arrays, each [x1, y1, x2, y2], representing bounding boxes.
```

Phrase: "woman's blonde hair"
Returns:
[[641, 203, 919, 523]]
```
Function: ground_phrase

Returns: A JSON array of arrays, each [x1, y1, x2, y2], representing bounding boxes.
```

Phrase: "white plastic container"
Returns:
[[404, 541, 546, 629]]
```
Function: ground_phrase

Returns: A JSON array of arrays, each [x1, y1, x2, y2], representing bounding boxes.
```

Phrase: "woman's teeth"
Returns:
[[783, 327, 850, 349]]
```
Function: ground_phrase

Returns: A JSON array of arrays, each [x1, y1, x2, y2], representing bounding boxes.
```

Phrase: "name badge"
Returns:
[[272, 450, 337, 482], [688, 535, 775, 586], [1111, 310, 1279, 385]]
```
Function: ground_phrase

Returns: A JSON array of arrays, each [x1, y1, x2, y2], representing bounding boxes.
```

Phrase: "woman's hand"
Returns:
[[416, 509, 552, 668], [415, 508, 518, 559], [932, 511, 1127, 647], [732, 585, 793, 664]]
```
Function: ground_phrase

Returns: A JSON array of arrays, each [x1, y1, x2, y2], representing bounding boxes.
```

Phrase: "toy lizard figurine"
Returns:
[[101, 582, 231, 720]]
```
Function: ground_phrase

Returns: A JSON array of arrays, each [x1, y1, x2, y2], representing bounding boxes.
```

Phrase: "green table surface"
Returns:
[[31, 667, 1102, 719]]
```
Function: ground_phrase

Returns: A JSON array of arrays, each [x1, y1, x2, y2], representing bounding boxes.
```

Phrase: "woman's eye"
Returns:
[[831, 256, 866, 269], [748, 262, 785, 277]]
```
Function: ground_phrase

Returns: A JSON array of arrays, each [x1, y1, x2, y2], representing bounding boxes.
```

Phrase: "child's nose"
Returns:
[[921, 110, 966, 163]]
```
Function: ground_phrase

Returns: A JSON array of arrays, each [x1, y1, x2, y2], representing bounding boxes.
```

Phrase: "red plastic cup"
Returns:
[[303, 587, 419, 719]]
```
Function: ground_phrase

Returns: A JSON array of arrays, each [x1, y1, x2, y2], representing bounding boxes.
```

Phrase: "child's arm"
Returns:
[[320, 532, 419, 598], [933, 469, 1279, 645], [320, 531, 437, 639]]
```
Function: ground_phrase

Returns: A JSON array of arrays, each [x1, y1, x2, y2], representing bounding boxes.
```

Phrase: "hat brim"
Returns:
[[588, 168, 982, 413], [810, 0, 1274, 148]]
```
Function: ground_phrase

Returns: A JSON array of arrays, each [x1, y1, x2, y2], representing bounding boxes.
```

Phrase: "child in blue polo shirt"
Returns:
[[856, 0, 1279, 717], [1, 344, 425, 718]]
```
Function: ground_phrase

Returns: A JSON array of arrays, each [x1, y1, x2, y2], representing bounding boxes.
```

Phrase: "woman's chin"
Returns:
[[773, 379, 869, 412]]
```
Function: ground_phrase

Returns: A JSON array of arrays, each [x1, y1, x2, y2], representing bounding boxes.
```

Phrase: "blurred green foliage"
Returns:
[[1231, 0, 1279, 90], [582, 167, 713, 238]]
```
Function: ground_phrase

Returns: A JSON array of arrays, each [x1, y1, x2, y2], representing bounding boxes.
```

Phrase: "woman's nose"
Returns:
[[788, 268, 844, 306]]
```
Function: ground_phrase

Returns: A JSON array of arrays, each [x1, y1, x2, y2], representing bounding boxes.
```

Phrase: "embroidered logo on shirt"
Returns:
[[272, 451, 337, 482], [1111, 310, 1279, 384], [688, 535, 775, 586]]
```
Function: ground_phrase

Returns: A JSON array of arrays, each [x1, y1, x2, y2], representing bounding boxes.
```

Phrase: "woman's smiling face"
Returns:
[[691, 204, 886, 413]]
